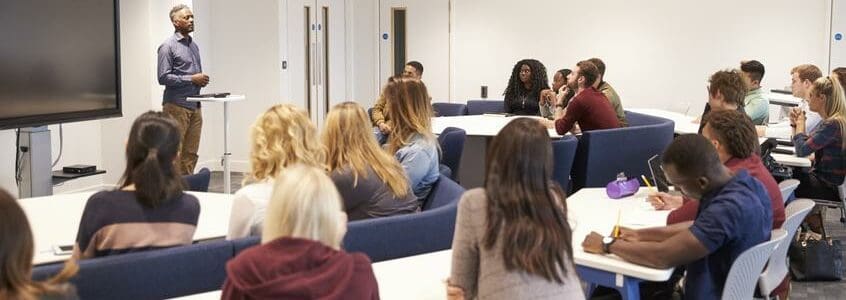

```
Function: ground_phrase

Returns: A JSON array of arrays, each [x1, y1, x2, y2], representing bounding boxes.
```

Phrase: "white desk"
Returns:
[[758, 137, 813, 168], [628, 108, 698, 135], [22, 191, 233, 265], [431, 115, 561, 137]]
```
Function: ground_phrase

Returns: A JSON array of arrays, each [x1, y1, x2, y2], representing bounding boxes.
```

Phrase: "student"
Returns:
[[222, 164, 379, 300], [403, 60, 424, 79], [545, 60, 619, 134], [503, 59, 551, 116], [372, 61, 424, 137], [448, 118, 584, 300], [73, 111, 200, 259], [227, 104, 324, 239], [790, 64, 824, 134], [791, 76, 846, 231], [540, 69, 574, 119], [588, 57, 627, 126], [582, 134, 772, 299], [323, 101, 420, 221], [0, 188, 79, 300], [740, 60, 769, 125], [384, 77, 440, 200], [649, 110, 785, 228], [832, 67, 846, 89], [696, 69, 747, 133]]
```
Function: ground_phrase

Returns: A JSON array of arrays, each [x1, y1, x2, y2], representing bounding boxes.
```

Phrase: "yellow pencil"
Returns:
[[641, 175, 655, 193], [613, 209, 621, 237]]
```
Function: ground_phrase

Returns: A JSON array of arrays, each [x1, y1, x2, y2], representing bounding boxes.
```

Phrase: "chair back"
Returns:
[[571, 111, 674, 191], [778, 179, 800, 205], [232, 235, 261, 256], [758, 199, 814, 296], [432, 102, 468, 116], [437, 127, 467, 181], [183, 167, 211, 192], [466, 100, 505, 115], [722, 229, 787, 300], [551, 136, 579, 193]]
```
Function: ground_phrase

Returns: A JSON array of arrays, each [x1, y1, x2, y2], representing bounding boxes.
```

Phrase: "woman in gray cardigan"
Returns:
[[447, 118, 584, 300]]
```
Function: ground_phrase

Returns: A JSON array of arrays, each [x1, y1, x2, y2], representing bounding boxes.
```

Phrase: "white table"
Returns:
[[187, 95, 245, 194], [758, 137, 813, 168], [432, 115, 565, 188], [628, 108, 699, 135], [22, 191, 233, 265]]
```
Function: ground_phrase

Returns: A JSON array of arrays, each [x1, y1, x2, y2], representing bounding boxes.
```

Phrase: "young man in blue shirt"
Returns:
[[582, 134, 773, 299]]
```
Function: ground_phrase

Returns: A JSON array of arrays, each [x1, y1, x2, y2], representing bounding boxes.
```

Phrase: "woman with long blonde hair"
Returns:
[[791, 75, 846, 231], [323, 101, 419, 220], [1, 188, 79, 300], [226, 104, 325, 239], [222, 164, 378, 300], [384, 77, 440, 200]]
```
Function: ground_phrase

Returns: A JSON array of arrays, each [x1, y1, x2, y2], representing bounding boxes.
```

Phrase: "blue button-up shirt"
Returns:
[[686, 170, 772, 300], [157, 32, 202, 109]]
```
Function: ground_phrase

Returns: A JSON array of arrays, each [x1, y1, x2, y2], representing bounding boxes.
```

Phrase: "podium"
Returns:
[[186, 95, 245, 194]]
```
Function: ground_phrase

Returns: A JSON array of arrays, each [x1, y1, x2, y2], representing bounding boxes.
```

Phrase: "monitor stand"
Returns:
[[19, 126, 52, 197]]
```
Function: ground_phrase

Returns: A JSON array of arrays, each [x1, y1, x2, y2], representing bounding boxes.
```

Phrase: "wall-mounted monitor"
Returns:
[[0, 0, 121, 130]]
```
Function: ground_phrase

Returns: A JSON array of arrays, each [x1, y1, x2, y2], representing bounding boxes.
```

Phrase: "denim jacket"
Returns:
[[395, 134, 440, 200]]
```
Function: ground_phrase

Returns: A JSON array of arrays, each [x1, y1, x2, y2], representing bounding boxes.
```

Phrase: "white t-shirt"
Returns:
[[226, 180, 274, 240]]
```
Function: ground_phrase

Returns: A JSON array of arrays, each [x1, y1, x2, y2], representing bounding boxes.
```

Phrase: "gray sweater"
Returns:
[[450, 188, 585, 300], [331, 166, 420, 221]]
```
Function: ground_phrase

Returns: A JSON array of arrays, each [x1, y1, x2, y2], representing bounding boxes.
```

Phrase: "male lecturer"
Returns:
[[157, 4, 209, 175]]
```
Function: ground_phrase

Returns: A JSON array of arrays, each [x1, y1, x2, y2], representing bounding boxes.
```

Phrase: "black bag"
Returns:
[[788, 229, 844, 281], [760, 138, 792, 179]]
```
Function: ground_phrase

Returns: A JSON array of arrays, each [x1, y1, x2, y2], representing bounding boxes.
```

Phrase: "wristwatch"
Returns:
[[602, 236, 617, 254]]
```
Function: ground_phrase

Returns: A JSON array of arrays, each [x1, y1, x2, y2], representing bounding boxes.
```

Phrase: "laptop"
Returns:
[[648, 154, 670, 192]]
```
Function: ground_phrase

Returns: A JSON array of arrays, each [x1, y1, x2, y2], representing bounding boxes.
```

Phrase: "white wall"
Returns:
[[451, 0, 830, 115], [350, 0, 379, 106]]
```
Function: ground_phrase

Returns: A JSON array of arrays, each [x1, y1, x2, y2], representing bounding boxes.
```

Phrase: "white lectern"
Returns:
[[186, 95, 245, 194]]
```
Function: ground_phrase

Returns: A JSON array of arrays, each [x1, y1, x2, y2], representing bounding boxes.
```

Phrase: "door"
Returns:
[[378, 0, 450, 101], [285, 0, 346, 126]]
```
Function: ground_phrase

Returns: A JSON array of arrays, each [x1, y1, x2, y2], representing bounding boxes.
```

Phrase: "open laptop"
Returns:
[[648, 154, 670, 192]]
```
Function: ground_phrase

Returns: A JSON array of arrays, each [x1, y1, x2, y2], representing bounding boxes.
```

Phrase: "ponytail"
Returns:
[[120, 111, 185, 207]]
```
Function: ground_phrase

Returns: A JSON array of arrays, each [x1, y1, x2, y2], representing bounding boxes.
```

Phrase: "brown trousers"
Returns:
[[163, 103, 202, 175]]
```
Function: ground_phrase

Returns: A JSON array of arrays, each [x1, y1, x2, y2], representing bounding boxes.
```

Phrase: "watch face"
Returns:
[[603, 236, 614, 244]]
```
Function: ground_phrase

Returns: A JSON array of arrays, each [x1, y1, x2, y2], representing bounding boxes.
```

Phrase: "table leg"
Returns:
[[223, 102, 231, 194]]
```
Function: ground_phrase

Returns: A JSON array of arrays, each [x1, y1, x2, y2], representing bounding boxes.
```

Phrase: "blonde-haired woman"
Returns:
[[791, 76, 846, 231], [226, 104, 325, 239], [222, 164, 379, 300], [385, 77, 440, 200], [323, 101, 419, 221]]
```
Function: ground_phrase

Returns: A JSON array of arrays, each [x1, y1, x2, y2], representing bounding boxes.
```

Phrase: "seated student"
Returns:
[[403, 60, 424, 80], [791, 75, 846, 231], [384, 77, 440, 200], [696, 69, 748, 133], [503, 58, 551, 116], [582, 134, 772, 299], [740, 60, 769, 125], [323, 101, 419, 221], [649, 110, 785, 228], [222, 164, 379, 300], [1, 188, 79, 300], [833, 67, 846, 85], [791, 64, 824, 134], [540, 68, 574, 119], [448, 118, 584, 300], [372, 61, 424, 141], [73, 112, 200, 259], [544, 60, 619, 134], [588, 57, 628, 127], [227, 104, 324, 239]]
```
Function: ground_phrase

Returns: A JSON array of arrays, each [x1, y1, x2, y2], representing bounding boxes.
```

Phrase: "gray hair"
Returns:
[[169, 4, 191, 21]]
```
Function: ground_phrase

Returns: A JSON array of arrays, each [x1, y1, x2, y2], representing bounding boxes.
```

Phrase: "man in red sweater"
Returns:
[[649, 109, 785, 227], [542, 60, 619, 134]]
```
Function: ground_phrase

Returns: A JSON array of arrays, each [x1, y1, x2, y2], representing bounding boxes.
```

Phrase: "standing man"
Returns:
[[739, 60, 769, 125], [588, 58, 627, 127], [158, 4, 209, 175]]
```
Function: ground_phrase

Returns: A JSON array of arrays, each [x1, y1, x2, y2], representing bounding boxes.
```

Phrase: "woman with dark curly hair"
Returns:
[[503, 59, 551, 116]]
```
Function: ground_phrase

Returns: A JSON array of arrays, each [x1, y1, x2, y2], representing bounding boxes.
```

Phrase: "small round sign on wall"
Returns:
[[836, 33, 843, 41]]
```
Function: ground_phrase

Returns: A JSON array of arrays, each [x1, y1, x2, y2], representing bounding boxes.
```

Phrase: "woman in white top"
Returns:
[[226, 104, 325, 239]]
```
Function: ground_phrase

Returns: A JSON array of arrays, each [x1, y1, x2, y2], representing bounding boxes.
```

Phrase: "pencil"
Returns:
[[641, 175, 655, 193], [613, 209, 621, 238]]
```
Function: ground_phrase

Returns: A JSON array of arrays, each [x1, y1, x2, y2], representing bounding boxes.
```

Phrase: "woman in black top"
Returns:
[[503, 59, 551, 116]]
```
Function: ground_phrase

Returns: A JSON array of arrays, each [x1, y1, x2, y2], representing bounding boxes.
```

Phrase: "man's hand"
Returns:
[[539, 89, 554, 105], [618, 227, 640, 242], [378, 121, 392, 134], [191, 73, 210, 87], [647, 192, 683, 210], [581, 231, 605, 254], [446, 283, 465, 300]]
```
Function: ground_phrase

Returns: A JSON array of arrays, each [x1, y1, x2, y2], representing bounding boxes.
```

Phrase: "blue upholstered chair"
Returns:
[[432, 102, 468, 117], [551, 136, 579, 193], [342, 175, 465, 262], [231, 235, 261, 256], [32, 240, 233, 300], [570, 111, 674, 191], [183, 167, 211, 192], [437, 127, 467, 181], [466, 100, 505, 115]]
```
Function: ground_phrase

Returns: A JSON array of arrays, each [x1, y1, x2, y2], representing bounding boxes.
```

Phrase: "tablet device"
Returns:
[[648, 154, 670, 192], [52, 245, 73, 256]]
